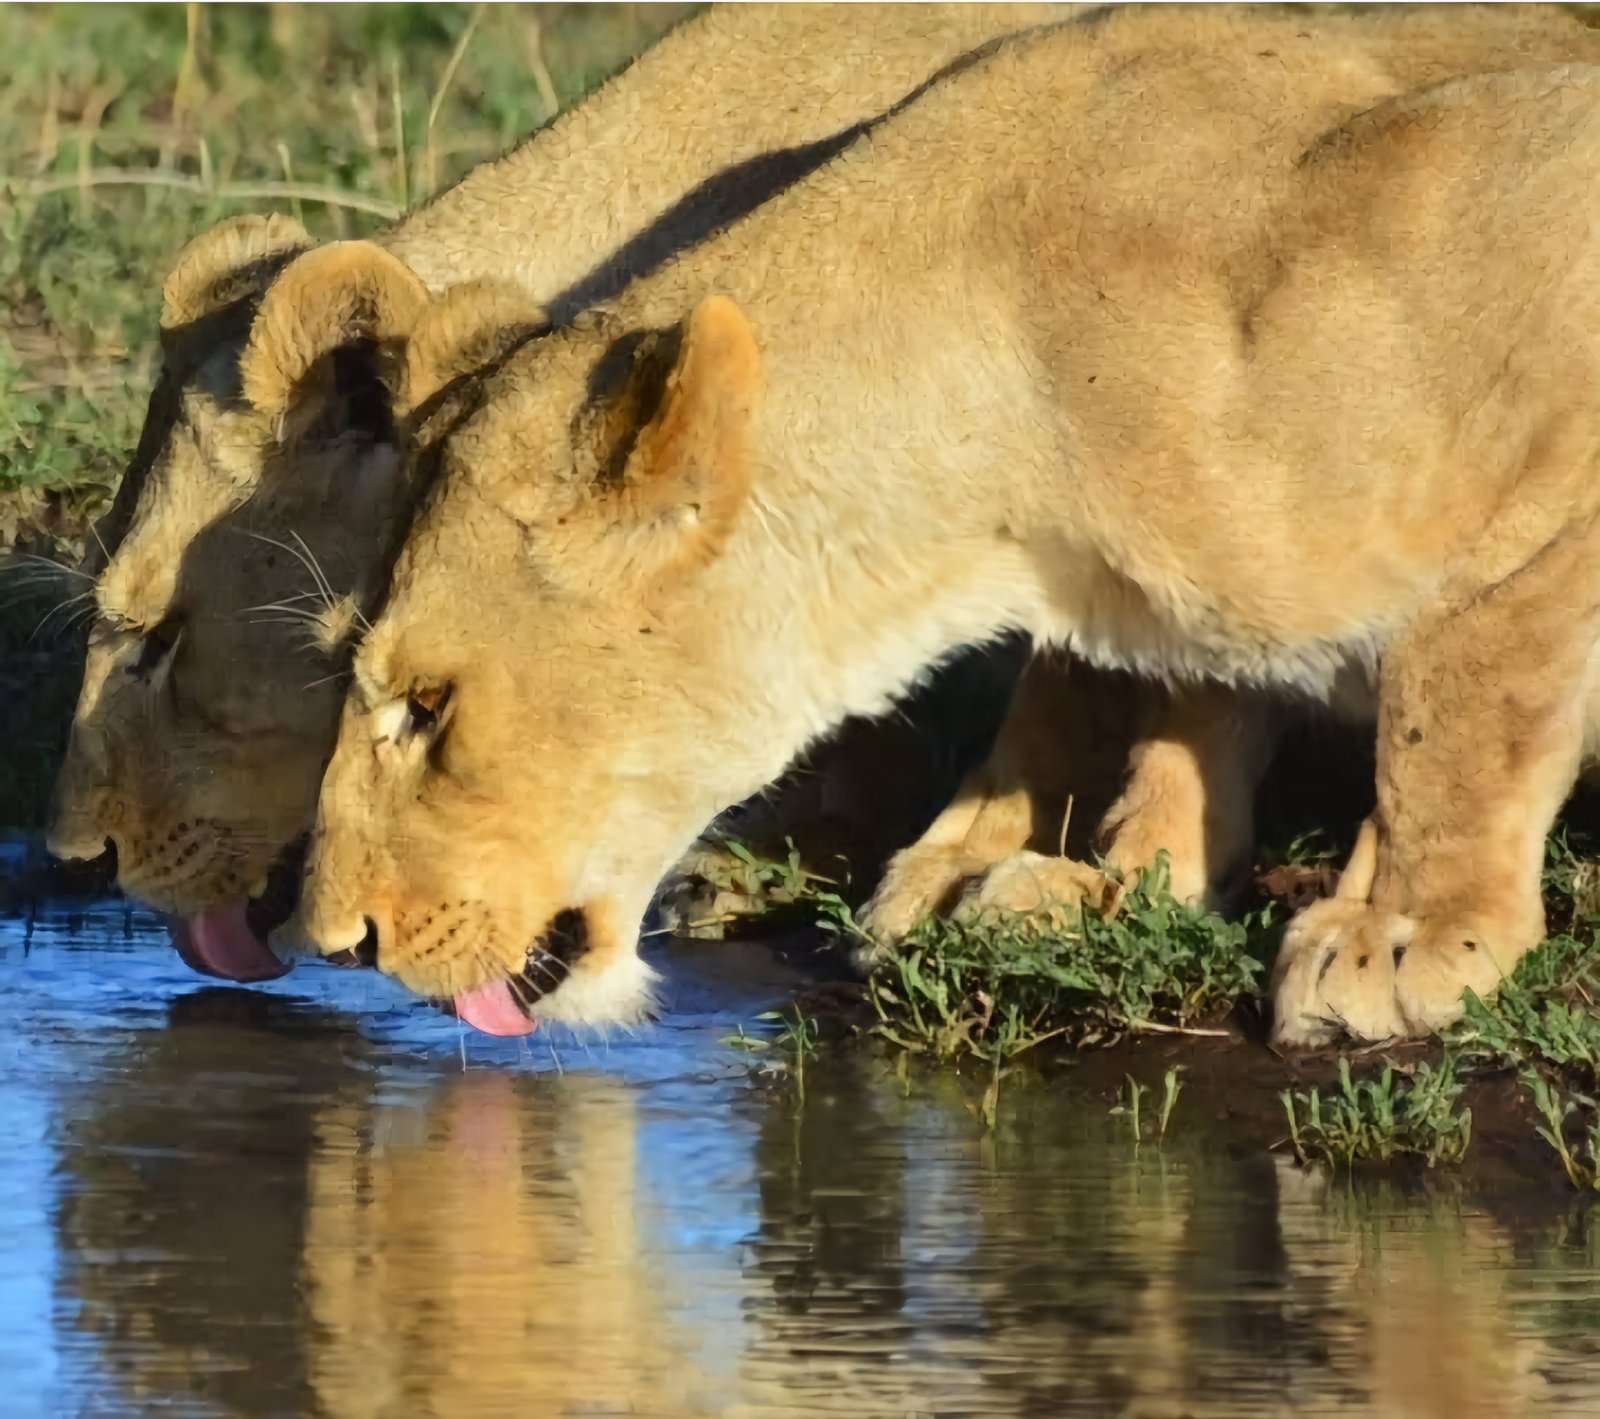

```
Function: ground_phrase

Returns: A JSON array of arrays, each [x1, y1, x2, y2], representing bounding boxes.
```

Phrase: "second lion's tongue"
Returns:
[[168, 902, 292, 982], [453, 980, 538, 1036]]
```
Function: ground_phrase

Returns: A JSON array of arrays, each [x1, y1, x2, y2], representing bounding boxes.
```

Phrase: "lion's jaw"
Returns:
[[291, 514, 781, 1029]]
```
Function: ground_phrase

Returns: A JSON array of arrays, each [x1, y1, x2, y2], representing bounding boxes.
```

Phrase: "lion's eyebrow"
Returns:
[[94, 599, 136, 635], [95, 593, 173, 639], [350, 666, 393, 713]]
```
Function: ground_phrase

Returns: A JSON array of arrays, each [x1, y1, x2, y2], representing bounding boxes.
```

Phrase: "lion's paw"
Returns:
[[857, 844, 992, 970], [1272, 901, 1519, 1046], [655, 842, 765, 940], [953, 850, 1110, 926]]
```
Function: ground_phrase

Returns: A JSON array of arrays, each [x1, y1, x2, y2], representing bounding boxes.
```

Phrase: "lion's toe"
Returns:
[[1392, 920, 1522, 1034], [954, 850, 1108, 926], [857, 844, 988, 966], [1271, 900, 1413, 1046]]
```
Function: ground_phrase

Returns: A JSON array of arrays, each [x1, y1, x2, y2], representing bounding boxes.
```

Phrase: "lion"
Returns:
[[48, 3, 1600, 1006], [50, 11, 1600, 1004], [283, 7, 1600, 1047], [43, 3, 1074, 978]]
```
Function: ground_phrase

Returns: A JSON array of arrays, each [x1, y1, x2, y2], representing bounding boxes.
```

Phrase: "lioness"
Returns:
[[283, 7, 1600, 1043], [44, 4, 1070, 977], [51, 4, 1600, 1015]]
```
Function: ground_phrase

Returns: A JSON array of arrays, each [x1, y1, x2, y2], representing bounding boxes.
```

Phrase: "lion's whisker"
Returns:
[[290, 530, 341, 613], [235, 529, 341, 613], [30, 589, 95, 641]]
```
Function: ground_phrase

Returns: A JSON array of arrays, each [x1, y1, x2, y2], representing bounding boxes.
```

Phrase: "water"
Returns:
[[5, 902, 1600, 1418]]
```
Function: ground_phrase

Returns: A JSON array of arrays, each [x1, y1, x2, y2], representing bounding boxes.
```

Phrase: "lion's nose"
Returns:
[[47, 814, 116, 864], [39, 835, 119, 896], [299, 896, 392, 965], [324, 918, 381, 970]]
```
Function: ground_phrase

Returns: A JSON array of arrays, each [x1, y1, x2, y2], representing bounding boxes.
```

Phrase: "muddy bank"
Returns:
[[769, 967, 1588, 1206]]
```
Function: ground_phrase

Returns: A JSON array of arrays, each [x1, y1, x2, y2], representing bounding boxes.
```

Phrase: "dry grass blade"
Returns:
[[0, 169, 403, 219], [424, 6, 485, 197]]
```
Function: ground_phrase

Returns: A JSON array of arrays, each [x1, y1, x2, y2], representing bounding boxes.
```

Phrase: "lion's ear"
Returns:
[[160, 213, 313, 333], [400, 278, 549, 416], [239, 241, 430, 445], [580, 296, 761, 581]]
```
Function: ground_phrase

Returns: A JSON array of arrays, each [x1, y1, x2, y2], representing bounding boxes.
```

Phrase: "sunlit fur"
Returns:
[[298, 9, 1600, 1044], [44, 3, 1073, 917]]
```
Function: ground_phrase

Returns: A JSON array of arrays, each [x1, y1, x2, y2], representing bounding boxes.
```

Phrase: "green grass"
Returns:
[[853, 857, 1267, 1062], [1447, 833, 1600, 1187], [1450, 921, 1600, 1189], [1112, 1065, 1186, 1144], [724, 1006, 823, 1102], [667, 837, 853, 938], [717, 812, 1600, 1182], [1272, 845, 1600, 1181], [1282, 1057, 1473, 1171]]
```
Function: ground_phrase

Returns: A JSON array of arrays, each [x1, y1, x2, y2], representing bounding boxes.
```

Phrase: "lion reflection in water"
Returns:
[[52, 1043, 1600, 1417]]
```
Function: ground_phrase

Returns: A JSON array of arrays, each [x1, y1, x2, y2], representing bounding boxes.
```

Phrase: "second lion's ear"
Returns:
[[619, 295, 761, 572], [399, 278, 549, 417], [239, 241, 431, 446], [552, 295, 762, 587], [160, 213, 313, 333]]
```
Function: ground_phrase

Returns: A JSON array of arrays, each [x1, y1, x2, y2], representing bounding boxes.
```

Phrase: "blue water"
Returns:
[[5, 898, 1600, 1417]]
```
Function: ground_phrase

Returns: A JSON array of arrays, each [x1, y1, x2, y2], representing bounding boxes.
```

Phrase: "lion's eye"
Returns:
[[405, 683, 452, 736], [127, 617, 183, 679]]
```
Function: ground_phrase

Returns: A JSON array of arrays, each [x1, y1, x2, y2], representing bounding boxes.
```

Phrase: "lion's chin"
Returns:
[[450, 979, 539, 1036], [167, 902, 292, 983]]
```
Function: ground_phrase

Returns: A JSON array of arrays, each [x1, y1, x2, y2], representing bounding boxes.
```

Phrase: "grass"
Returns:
[[1112, 1065, 1186, 1144], [1, 3, 696, 502], [1524, 1073, 1600, 1190], [1450, 916, 1600, 1189], [849, 856, 1267, 1062], [724, 1006, 823, 1102], [1281, 1057, 1473, 1171], [665, 837, 853, 938], [700, 806, 1600, 1183], [742, 817, 1600, 1185], [1441, 833, 1600, 1186], [1273, 837, 1600, 1181]]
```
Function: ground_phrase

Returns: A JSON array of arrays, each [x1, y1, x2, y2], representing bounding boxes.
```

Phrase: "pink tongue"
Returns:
[[167, 903, 291, 983], [453, 980, 538, 1036]]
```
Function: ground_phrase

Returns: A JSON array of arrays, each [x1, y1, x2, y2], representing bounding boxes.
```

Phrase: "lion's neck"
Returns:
[[686, 407, 1051, 793], [380, 5, 1066, 299]]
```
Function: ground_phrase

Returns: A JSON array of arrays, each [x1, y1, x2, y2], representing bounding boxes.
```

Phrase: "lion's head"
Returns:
[[47, 215, 543, 979], [295, 295, 796, 1031]]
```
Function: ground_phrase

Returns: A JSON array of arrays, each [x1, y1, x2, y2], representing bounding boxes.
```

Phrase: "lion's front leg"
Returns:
[[1273, 525, 1600, 1046], [857, 653, 1144, 963], [954, 680, 1277, 922], [862, 655, 1278, 961]]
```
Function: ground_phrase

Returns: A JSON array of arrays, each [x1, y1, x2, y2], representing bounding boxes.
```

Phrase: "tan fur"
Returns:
[[400, 278, 549, 414], [158, 212, 313, 330], [45, 4, 1072, 917], [295, 10, 1600, 1046], [238, 242, 431, 429]]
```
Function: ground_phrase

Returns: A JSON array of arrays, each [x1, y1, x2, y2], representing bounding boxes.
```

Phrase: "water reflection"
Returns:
[[52, 990, 376, 1417], [303, 1071, 730, 1417], [7, 911, 1600, 1417]]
